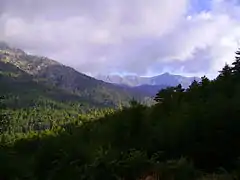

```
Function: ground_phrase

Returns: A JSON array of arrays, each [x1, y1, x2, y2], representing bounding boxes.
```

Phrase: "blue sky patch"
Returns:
[[189, 0, 212, 14]]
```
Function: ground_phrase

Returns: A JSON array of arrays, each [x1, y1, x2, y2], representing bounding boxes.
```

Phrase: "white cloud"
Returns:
[[144, 0, 240, 77], [0, 0, 240, 77]]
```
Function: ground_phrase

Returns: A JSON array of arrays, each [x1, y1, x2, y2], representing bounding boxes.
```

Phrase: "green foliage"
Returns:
[[2, 50, 240, 179]]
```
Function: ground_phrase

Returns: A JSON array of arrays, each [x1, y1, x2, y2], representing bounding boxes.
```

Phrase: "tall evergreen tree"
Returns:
[[218, 63, 232, 79], [232, 49, 240, 74]]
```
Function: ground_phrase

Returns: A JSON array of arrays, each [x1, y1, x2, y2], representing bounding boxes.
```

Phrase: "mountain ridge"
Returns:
[[0, 42, 152, 107], [95, 73, 200, 88]]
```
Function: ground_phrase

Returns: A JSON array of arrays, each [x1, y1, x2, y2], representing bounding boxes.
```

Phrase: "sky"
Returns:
[[1, 0, 240, 78]]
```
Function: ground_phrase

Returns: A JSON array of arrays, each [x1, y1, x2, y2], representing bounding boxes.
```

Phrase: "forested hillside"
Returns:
[[0, 42, 150, 109], [1, 50, 240, 179]]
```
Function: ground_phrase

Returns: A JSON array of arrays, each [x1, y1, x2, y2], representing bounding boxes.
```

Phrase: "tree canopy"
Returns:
[[2, 51, 240, 179]]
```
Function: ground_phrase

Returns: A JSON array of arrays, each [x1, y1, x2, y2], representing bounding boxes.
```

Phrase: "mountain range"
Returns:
[[0, 42, 150, 108], [95, 73, 200, 87], [0, 41, 199, 108], [95, 73, 200, 96]]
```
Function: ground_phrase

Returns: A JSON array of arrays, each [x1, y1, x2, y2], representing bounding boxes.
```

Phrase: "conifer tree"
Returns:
[[232, 49, 240, 74]]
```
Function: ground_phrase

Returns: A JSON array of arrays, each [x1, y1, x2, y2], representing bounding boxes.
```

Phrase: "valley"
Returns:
[[1, 42, 240, 180]]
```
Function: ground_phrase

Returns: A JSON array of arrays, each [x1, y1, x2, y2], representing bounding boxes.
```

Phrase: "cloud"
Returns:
[[0, 0, 240, 77], [144, 0, 240, 77]]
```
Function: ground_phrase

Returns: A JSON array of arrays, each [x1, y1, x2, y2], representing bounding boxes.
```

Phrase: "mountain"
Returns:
[[95, 73, 200, 88], [95, 73, 200, 97], [149, 73, 200, 88], [131, 84, 168, 97], [0, 42, 150, 108], [0, 60, 90, 109], [96, 74, 146, 87]]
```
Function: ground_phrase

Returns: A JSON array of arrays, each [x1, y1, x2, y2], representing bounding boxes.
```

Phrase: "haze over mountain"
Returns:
[[94, 73, 200, 97], [95, 73, 200, 88]]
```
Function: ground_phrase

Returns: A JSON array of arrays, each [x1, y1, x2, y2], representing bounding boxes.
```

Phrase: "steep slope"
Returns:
[[0, 61, 98, 109], [0, 42, 148, 107]]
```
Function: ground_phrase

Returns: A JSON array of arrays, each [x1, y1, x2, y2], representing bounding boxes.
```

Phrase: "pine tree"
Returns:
[[232, 49, 240, 74], [218, 63, 232, 78], [154, 87, 175, 103]]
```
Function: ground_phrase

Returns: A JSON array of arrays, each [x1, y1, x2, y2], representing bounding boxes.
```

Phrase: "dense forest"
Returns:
[[1, 50, 240, 179]]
